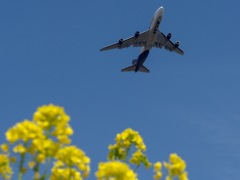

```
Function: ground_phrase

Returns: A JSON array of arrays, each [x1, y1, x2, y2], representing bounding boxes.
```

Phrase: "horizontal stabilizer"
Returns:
[[121, 65, 136, 72], [139, 65, 150, 73], [121, 65, 150, 73]]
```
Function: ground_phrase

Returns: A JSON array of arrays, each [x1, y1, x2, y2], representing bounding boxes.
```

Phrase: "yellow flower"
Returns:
[[153, 171, 162, 180], [116, 128, 146, 151], [33, 104, 70, 130], [95, 161, 138, 180], [153, 162, 162, 180], [179, 171, 188, 180], [166, 176, 172, 180], [32, 138, 60, 160], [53, 126, 73, 137], [0, 154, 12, 180], [56, 134, 72, 144], [129, 149, 151, 169], [50, 167, 82, 180], [108, 145, 127, 161], [56, 146, 90, 166], [36, 153, 46, 163], [5, 120, 44, 143], [0, 144, 9, 153], [13, 144, 26, 154], [28, 161, 36, 169], [52, 146, 90, 178], [108, 128, 147, 162], [154, 162, 162, 172], [33, 104, 73, 144], [164, 153, 188, 179]]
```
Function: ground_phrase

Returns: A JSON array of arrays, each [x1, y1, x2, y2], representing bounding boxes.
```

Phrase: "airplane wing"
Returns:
[[100, 30, 149, 51], [154, 32, 184, 55]]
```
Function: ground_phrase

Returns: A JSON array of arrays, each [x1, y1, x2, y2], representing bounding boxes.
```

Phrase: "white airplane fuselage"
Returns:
[[141, 6, 164, 53], [133, 7, 164, 72]]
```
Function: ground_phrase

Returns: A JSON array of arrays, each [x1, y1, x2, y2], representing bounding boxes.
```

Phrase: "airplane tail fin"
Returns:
[[121, 65, 150, 73]]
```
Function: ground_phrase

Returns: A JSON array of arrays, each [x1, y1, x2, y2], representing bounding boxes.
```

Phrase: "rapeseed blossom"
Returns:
[[33, 104, 73, 144], [0, 145, 13, 180], [1, 105, 189, 180], [0, 144, 9, 153], [164, 153, 188, 180], [95, 161, 138, 180], [3, 104, 79, 179], [50, 146, 90, 179], [5, 120, 44, 144], [153, 162, 162, 180], [108, 128, 151, 171], [115, 128, 146, 151], [31, 138, 60, 163], [50, 167, 83, 180], [5, 117, 62, 163], [0, 154, 12, 180], [5, 119, 46, 170], [130, 149, 151, 169], [33, 104, 70, 130], [13, 144, 26, 154], [0, 144, 13, 180], [108, 128, 147, 161], [179, 171, 188, 180]]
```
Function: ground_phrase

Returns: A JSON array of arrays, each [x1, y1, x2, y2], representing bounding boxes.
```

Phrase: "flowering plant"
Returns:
[[0, 104, 188, 180]]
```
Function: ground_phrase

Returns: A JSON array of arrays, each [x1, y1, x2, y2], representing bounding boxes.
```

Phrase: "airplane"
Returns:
[[100, 6, 184, 73]]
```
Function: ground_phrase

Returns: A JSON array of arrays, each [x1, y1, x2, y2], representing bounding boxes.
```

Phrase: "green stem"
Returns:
[[134, 165, 140, 172], [38, 129, 51, 180], [68, 165, 73, 180], [124, 147, 130, 162], [40, 157, 51, 180], [33, 161, 40, 180], [18, 152, 26, 180]]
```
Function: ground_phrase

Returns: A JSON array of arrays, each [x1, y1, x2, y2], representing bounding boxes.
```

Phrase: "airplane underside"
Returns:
[[121, 50, 150, 73], [100, 6, 184, 73]]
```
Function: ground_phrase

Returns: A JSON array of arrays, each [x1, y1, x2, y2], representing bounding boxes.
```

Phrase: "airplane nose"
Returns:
[[155, 6, 164, 17], [159, 6, 164, 15]]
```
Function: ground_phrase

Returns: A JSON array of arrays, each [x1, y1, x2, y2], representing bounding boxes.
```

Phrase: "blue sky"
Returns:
[[0, 0, 240, 179]]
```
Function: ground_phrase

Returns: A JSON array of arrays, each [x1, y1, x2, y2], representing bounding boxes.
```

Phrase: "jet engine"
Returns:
[[174, 41, 180, 48], [167, 33, 172, 40], [132, 59, 137, 65], [118, 39, 123, 45], [135, 31, 140, 38]]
